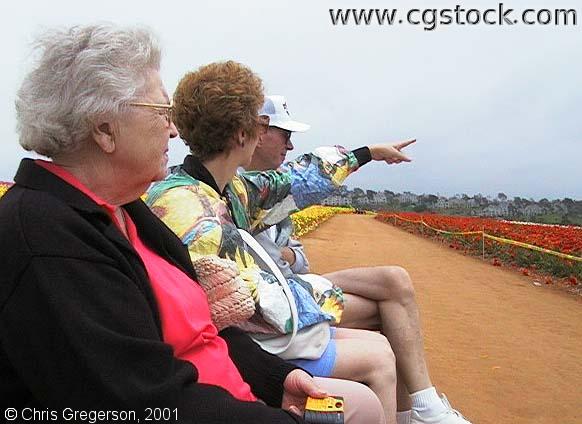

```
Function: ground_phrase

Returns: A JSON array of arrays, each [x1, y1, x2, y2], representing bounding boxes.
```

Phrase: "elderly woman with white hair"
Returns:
[[0, 24, 385, 423]]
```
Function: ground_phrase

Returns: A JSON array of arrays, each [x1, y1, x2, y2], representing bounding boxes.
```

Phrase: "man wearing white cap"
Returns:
[[247, 95, 472, 424], [247, 95, 310, 172]]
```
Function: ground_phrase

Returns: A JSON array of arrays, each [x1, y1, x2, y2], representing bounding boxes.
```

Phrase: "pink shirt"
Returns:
[[36, 160, 257, 402]]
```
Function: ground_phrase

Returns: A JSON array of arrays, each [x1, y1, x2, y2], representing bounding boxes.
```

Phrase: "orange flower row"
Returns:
[[375, 211, 581, 284], [377, 211, 582, 257]]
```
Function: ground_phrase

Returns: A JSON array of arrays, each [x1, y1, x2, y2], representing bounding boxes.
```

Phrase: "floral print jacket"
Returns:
[[146, 146, 371, 335]]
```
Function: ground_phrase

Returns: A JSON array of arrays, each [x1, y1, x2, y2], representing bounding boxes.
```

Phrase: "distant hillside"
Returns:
[[322, 187, 582, 226]]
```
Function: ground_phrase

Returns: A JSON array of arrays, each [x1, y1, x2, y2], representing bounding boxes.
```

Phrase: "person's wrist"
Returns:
[[368, 144, 381, 161], [288, 248, 296, 265], [282, 247, 296, 265]]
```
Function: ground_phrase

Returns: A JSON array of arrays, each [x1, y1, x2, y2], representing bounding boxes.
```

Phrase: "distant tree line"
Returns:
[[321, 187, 582, 226]]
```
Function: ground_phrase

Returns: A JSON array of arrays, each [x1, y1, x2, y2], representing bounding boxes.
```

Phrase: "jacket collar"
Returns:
[[13, 159, 197, 280], [182, 155, 225, 196], [14, 158, 110, 216]]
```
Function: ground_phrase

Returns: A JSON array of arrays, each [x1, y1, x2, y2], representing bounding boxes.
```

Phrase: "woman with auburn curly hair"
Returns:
[[147, 60, 416, 423]]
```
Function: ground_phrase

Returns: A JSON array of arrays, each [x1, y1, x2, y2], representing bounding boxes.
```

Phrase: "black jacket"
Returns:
[[0, 159, 304, 423]]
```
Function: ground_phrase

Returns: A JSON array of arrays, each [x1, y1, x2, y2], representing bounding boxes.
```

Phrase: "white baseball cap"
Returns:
[[259, 95, 310, 133]]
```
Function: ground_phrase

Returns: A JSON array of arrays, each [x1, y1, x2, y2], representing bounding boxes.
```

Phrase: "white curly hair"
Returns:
[[16, 24, 161, 157]]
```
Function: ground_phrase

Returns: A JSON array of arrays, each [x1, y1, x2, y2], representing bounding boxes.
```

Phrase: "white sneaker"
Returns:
[[410, 394, 472, 424]]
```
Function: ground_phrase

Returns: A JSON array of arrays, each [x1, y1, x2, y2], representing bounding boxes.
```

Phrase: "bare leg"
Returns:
[[396, 371, 412, 412], [331, 298, 412, 411], [325, 266, 432, 394], [314, 377, 386, 424], [331, 328, 397, 423]]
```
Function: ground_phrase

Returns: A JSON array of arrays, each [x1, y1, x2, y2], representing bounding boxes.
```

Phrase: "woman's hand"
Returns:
[[369, 139, 416, 164], [281, 369, 328, 416]]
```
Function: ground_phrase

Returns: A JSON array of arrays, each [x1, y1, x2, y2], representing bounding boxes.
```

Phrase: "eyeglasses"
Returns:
[[271, 126, 292, 144], [129, 101, 174, 126], [256, 115, 270, 136]]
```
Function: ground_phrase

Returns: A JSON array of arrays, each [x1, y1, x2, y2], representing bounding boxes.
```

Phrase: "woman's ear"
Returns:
[[91, 119, 117, 154], [236, 128, 246, 148]]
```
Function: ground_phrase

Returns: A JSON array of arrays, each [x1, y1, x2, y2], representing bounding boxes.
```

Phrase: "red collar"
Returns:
[[35, 160, 117, 217]]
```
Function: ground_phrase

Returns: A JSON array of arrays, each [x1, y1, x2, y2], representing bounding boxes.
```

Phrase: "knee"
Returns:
[[368, 340, 396, 382], [382, 266, 415, 304], [367, 330, 391, 347]]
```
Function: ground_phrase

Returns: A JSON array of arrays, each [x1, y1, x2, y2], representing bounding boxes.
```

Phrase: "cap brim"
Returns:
[[272, 120, 310, 133]]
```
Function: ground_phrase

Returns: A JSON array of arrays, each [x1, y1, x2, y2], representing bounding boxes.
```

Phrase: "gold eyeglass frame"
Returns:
[[129, 101, 174, 125]]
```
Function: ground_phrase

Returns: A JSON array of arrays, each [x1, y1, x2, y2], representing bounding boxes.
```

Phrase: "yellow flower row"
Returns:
[[0, 186, 351, 240], [291, 205, 354, 238], [0, 182, 12, 199]]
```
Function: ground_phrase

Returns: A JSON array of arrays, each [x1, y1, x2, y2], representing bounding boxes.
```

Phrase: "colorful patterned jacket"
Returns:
[[146, 146, 371, 335]]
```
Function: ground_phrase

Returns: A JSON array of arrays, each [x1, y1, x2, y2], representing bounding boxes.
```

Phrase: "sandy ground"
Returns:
[[301, 214, 582, 424]]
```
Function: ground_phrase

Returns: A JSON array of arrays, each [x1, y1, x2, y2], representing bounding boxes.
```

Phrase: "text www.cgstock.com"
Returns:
[[329, 4, 578, 31]]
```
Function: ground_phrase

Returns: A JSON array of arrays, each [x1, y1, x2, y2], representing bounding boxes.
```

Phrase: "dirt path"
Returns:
[[301, 214, 582, 424]]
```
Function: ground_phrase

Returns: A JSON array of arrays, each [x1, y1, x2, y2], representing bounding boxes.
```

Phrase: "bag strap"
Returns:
[[238, 228, 298, 355]]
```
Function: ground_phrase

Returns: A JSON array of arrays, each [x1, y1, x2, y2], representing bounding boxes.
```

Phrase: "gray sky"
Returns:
[[1, 0, 581, 200]]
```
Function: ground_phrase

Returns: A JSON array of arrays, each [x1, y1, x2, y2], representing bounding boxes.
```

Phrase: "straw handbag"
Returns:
[[193, 255, 255, 331]]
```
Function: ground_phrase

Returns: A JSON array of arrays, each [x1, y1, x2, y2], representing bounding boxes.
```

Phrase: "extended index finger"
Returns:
[[394, 138, 416, 150]]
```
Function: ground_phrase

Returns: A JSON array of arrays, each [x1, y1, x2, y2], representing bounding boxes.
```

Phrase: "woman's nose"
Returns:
[[169, 121, 179, 138]]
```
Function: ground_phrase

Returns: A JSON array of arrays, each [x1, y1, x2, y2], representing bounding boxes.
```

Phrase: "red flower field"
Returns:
[[376, 211, 582, 284]]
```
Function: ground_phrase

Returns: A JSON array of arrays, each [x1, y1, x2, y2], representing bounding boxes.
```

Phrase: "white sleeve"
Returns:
[[253, 228, 295, 278], [287, 238, 310, 274]]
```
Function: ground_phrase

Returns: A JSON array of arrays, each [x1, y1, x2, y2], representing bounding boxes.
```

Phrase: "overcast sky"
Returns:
[[1, 0, 580, 200]]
